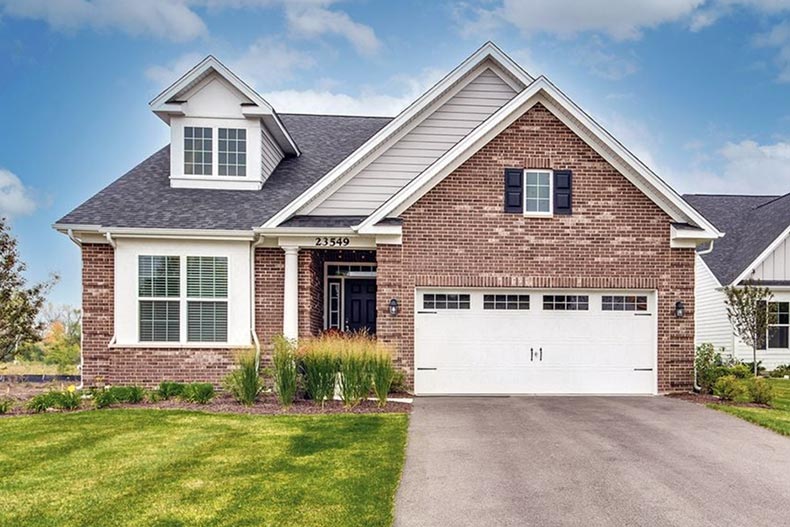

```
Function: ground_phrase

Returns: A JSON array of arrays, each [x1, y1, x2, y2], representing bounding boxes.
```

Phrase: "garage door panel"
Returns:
[[414, 289, 656, 395]]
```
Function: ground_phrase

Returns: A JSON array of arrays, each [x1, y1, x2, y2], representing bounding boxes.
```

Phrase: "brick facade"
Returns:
[[376, 103, 695, 392]]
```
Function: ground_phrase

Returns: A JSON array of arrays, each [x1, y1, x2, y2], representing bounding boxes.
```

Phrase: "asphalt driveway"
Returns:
[[395, 396, 790, 527]]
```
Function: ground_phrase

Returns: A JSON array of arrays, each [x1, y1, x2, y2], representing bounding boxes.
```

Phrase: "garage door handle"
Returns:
[[530, 348, 534, 361], [539, 347, 543, 361], [417, 367, 437, 371], [417, 311, 437, 314], [633, 368, 653, 371]]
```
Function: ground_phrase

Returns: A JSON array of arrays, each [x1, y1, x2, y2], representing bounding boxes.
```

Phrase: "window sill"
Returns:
[[170, 175, 262, 191], [110, 342, 251, 349], [522, 212, 553, 218]]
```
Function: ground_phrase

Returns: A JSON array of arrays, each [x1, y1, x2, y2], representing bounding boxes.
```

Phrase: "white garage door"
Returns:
[[414, 289, 657, 395]]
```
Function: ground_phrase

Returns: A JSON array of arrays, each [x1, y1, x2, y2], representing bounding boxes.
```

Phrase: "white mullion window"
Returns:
[[184, 127, 213, 176], [186, 256, 229, 343], [524, 169, 553, 216], [138, 255, 181, 342], [768, 302, 789, 349]]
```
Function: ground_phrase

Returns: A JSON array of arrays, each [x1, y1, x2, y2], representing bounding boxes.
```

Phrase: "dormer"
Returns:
[[149, 56, 299, 191]]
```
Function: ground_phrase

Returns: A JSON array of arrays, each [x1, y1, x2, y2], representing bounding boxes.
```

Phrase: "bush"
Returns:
[[92, 388, 117, 409], [695, 343, 728, 394], [770, 364, 790, 378], [224, 349, 263, 406], [714, 375, 747, 401], [27, 392, 60, 413], [108, 386, 146, 404], [157, 381, 185, 400], [339, 350, 373, 408], [272, 336, 298, 408], [728, 363, 753, 379], [389, 369, 407, 394], [747, 377, 775, 405], [180, 383, 215, 404], [741, 361, 766, 376], [371, 352, 395, 408], [0, 398, 13, 414], [57, 387, 82, 410], [299, 340, 339, 406]]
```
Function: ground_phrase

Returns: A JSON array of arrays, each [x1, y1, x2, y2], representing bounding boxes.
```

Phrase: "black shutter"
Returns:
[[554, 170, 572, 215], [504, 168, 523, 213]]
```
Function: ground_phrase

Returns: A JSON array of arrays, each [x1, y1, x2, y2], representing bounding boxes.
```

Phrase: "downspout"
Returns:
[[67, 230, 87, 389], [250, 234, 266, 370], [698, 239, 715, 256], [693, 239, 715, 392]]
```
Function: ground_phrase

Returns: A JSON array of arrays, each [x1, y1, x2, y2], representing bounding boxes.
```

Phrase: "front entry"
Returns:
[[344, 279, 377, 334]]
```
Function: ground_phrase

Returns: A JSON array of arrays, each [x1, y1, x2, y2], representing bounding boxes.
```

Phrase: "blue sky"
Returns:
[[0, 0, 789, 307]]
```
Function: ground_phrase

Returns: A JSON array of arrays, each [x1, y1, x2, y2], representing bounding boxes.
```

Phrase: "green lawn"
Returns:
[[711, 378, 790, 436], [0, 409, 409, 527]]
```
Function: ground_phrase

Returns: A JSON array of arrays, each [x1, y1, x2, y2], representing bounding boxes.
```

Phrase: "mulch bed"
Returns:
[[666, 391, 771, 409], [0, 389, 412, 418]]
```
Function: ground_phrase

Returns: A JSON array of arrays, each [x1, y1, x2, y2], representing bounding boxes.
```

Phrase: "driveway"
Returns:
[[395, 396, 790, 527]]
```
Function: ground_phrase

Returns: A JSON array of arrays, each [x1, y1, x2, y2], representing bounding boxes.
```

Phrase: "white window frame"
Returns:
[[137, 254, 229, 345], [767, 301, 790, 350], [175, 118, 252, 182], [523, 169, 553, 217]]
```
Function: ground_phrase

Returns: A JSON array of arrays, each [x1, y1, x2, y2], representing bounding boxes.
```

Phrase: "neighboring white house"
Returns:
[[686, 193, 790, 369]]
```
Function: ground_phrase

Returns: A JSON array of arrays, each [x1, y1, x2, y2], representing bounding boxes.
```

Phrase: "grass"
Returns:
[[0, 409, 409, 527], [710, 378, 790, 436], [0, 361, 78, 376]]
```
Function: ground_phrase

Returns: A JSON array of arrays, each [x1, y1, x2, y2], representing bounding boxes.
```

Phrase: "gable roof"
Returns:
[[261, 41, 533, 228], [355, 76, 722, 240], [149, 55, 299, 155], [685, 193, 790, 285], [55, 114, 390, 231]]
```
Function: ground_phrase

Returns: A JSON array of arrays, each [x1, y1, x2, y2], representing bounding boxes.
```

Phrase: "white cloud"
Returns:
[[717, 140, 790, 192], [755, 21, 790, 82], [0, 169, 36, 218], [284, 3, 381, 55], [146, 40, 315, 90], [0, 0, 207, 42]]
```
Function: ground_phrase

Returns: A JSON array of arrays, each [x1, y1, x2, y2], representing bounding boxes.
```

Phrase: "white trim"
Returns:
[[282, 245, 300, 339], [355, 77, 722, 240], [261, 42, 532, 228], [54, 224, 256, 241], [523, 169, 553, 217], [149, 55, 299, 156], [730, 223, 790, 285]]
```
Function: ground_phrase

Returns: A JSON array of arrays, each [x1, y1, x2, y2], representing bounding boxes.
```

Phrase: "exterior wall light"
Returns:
[[675, 300, 685, 318], [389, 298, 400, 316]]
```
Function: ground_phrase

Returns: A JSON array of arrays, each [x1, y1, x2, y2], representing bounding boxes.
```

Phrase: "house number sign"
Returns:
[[314, 237, 350, 247]]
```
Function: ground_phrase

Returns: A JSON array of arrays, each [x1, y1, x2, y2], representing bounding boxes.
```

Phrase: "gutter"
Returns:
[[697, 239, 715, 256]]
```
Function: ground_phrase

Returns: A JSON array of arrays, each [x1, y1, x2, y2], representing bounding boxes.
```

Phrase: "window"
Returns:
[[138, 256, 180, 342], [423, 293, 471, 310], [484, 294, 530, 310], [768, 302, 789, 349], [218, 128, 246, 176], [184, 127, 212, 175], [602, 295, 648, 312], [187, 257, 228, 342], [525, 170, 552, 214], [543, 295, 589, 311]]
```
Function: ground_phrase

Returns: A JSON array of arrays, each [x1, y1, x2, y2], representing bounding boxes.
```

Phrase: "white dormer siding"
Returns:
[[751, 234, 790, 281], [308, 66, 518, 216]]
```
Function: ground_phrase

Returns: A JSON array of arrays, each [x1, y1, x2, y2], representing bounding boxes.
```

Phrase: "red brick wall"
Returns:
[[255, 247, 284, 363], [80, 243, 237, 387], [376, 103, 695, 392]]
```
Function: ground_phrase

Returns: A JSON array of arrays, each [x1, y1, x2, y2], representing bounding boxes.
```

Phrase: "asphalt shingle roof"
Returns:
[[684, 193, 790, 285], [57, 114, 392, 231]]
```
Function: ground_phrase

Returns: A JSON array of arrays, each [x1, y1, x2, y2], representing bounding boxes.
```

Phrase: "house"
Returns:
[[685, 193, 790, 369], [54, 42, 721, 395]]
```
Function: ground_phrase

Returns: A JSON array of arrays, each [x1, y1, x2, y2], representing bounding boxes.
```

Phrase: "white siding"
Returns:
[[261, 123, 284, 183], [752, 234, 790, 281], [311, 67, 518, 215], [695, 254, 790, 369]]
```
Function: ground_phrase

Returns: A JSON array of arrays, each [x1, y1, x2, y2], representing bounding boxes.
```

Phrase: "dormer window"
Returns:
[[184, 127, 213, 176], [218, 128, 246, 176]]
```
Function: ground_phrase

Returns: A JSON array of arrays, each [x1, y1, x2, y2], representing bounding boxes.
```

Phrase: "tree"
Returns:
[[0, 217, 56, 362], [40, 304, 81, 373], [723, 281, 774, 377]]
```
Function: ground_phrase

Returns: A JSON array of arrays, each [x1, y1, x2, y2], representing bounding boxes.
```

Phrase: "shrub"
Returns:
[[714, 375, 748, 401], [57, 387, 82, 410], [371, 351, 395, 408], [747, 377, 775, 405], [180, 383, 215, 404], [224, 349, 263, 406], [92, 388, 117, 409], [0, 398, 13, 414], [108, 386, 146, 404], [769, 364, 790, 378], [272, 336, 298, 408], [299, 342, 338, 406], [389, 369, 407, 394], [695, 343, 728, 394], [27, 391, 64, 413], [741, 361, 766, 376], [339, 350, 373, 408], [157, 381, 185, 400], [728, 363, 753, 379]]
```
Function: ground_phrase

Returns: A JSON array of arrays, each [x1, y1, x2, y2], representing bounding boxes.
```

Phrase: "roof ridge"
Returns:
[[683, 193, 781, 198], [280, 112, 394, 120], [755, 191, 790, 209]]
